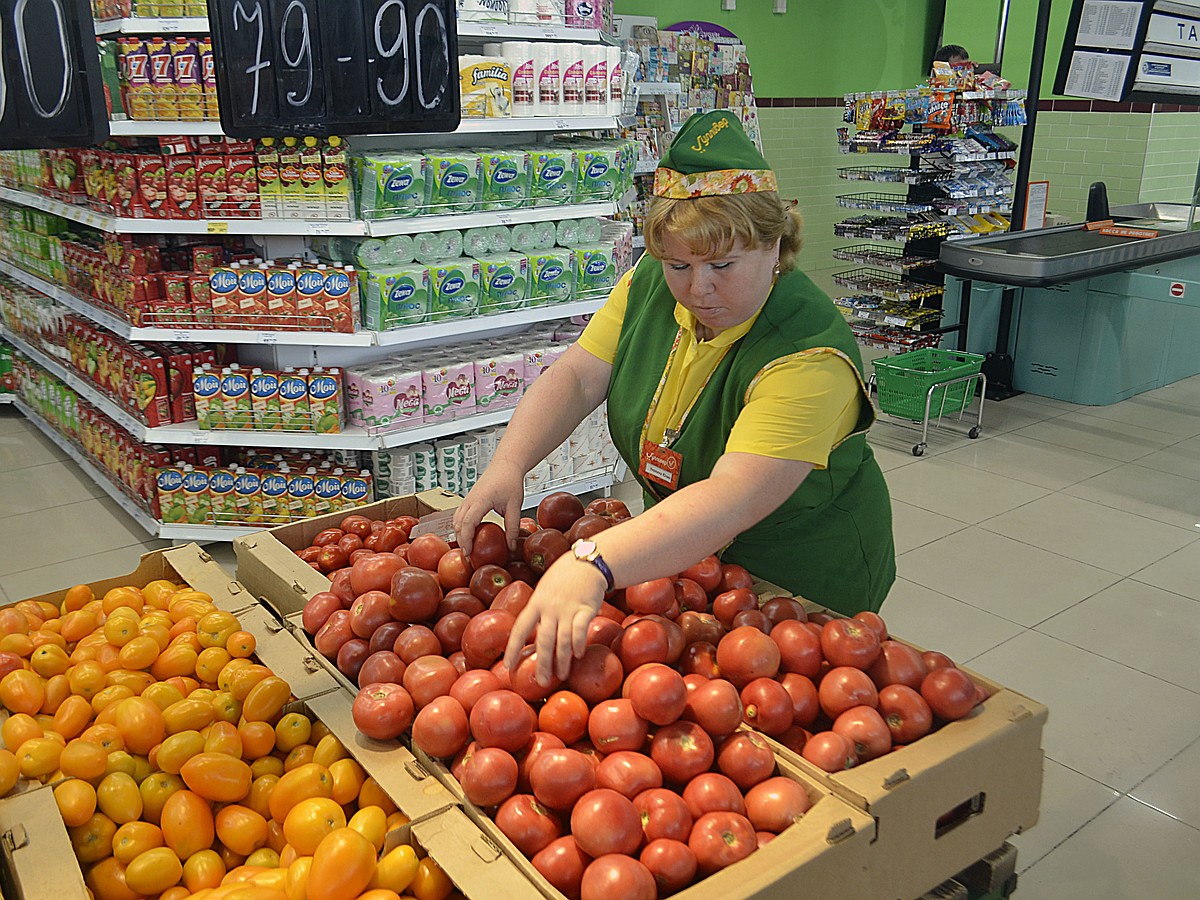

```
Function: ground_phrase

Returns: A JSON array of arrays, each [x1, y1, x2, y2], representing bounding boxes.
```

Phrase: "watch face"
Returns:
[[574, 540, 597, 558]]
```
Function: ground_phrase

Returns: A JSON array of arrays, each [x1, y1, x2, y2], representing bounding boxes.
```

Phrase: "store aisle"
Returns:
[[3, 376, 1200, 898]]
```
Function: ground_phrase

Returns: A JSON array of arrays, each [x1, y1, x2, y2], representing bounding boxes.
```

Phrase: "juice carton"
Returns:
[[192, 365, 221, 429], [293, 264, 325, 321], [259, 470, 289, 524], [196, 153, 227, 219], [423, 360, 476, 422], [208, 264, 239, 326], [181, 465, 211, 525], [265, 265, 296, 328], [340, 469, 372, 509], [112, 152, 137, 216], [235, 264, 268, 325], [278, 137, 304, 219], [206, 466, 238, 525], [256, 138, 282, 218], [155, 463, 186, 523], [150, 342, 194, 421], [313, 469, 343, 516], [300, 136, 325, 219], [322, 136, 352, 220], [198, 37, 218, 119], [220, 365, 252, 429], [189, 273, 212, 324], [250, 368, 281, 430], [134, 155, 167, 219], [278, 368, 311, 431], [157, 273, 192, 325], [170, 37, 203, 121], [322, 265, 357, 334], [428, 259, 480, 320], [130, 346, 171, 426], [98, 39, 126, 119], [233, 467, 264, 525], [286, 467, 318, 519], [225, 155, 259, 219], [119, 37, 153, 120], [165, 154, 199, 219], [145, 36, 178, 120], [308, 366, 343, 434]]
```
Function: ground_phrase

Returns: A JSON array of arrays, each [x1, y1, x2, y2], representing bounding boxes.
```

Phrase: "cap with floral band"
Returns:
[[653, 110, 778, 199]]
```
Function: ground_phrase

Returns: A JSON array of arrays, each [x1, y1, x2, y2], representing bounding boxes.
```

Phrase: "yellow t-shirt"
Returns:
[[577, 265, 863, 468]]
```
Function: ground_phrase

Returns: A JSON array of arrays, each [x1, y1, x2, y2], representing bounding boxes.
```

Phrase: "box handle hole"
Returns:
[[935, 792, 986, 838]]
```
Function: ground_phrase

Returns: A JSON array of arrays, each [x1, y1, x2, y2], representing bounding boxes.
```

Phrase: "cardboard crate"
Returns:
[[0, 785, 88, 898], [234, 489, 463, 619]]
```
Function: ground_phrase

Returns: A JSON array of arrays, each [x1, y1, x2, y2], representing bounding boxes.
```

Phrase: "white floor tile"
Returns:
[[982, 493, 1196, 576], [1035, 579, 1200, 693], [1075, 395, 1200, 439], [897, 529, 1120, 627], [866, 420, 959, 460], [0, 541, 169, 602], [0, 409, 31, 437], [1011, 412, 1178, 462], [968, 631, 1200, 792], [1135, 435, 1200, 482], [1007, 759, 1119, 874], [879, 577, 1025, 664], [890, 500, 968, 555], [1131, 543, 1200, 600], [0, 423, 68, 470], [883, 460, 1050, 524], [1063, 463, 1200, 531], [974, 398, 1066, 435], [0, 458, 107, 516], [1130, 736, 1200, 832], [939, 432, 1121, 491], [1017, 393, 1083, 413], [1017, 797, 1200, 900], [0, 498, 152, 580], [867, 440, 924, 473]]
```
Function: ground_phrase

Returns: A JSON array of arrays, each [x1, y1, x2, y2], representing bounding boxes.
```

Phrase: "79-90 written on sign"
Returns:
[[207, 0, 460, 138]]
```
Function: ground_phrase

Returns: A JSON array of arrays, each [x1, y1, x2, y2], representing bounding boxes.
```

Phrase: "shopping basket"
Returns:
[[871, 348, 985, 420]]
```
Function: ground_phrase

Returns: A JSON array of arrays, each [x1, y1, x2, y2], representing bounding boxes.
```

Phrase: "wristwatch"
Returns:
[[571, 539, 614, 591]]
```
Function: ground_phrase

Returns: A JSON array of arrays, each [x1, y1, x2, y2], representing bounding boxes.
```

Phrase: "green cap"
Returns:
[[654, 111, 777, 198]]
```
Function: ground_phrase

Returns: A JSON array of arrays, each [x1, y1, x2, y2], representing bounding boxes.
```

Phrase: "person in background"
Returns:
[[933, 43, 971, 65], [454, 111, 897, 684]]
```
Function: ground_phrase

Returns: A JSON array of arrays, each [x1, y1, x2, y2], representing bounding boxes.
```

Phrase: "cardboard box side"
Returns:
[[238, 602, 340, 701], [283, 611, 359, 697], [0, 786, 88, 898], [412, 806, 548, 900]]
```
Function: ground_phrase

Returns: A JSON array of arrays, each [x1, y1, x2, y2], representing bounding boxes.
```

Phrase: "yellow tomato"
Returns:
[[105, 668, 155, 695], [112, 696, 166, 755], [243, 774, 279, 820], [60, 609, 100, 643], [212, 691, 243, 725], [197, 647, 233, 684], [104, 750, 136, 779], [227, 665, 272, 702], [161, 789, 215, 859], [358, 777, 397, 816], [330, 758, 366, 806], [139, 623, 172, 653], [96, 771, 143, 824], [217, 658, 253, 692], [139, 771, 185, 825], [348, 805, 387, 853], [216, 804, 269, 856], [112, 820, 165, 864], [152, 646, 199, 681], [101, 586, 143, 615], [85, 856, 138, 900], [130, 753, 153, 784], [205, 721, 245, 758], [157, 730, 207, 775], [0, 670, 45, 716], [285, 856, 312, 900], [189, 687, 218, 703], [250, 755, 284, 779], [284, 744, 316, 772], [245, 847, 280, 869], [181, 752, 253, 803], [91, 684, 135, 716], [2, 713, 42, 751], [30, 643, 71, 678], [183, 848, 227, 892], [0, 749, 19, 796], [0, 633, 34, 658], [69, 811, 118, 864], [125, 846, 184, 895], [358, 891, 402, 900], [60, 739, 109, 781], [103, 616, 138, 648], [283, 797, 347, 856], [80, 723, 124, 754], [164, 698, 216, 734], [117, 635, 160, 671], [142, 580, 178, 609], [227, 631, 256, 659], [370, 845, 418, 895], [409, 858, 453, 900], [62, 584, 95, 613], [17, 736, 63, 778], [385, 811, 409, 834], [307, 828, 375, 900], [241, 676, 290, 723], [248, 868, 288, 891], [312, 734, 348, 769], [267, 763, 334, 823], [238, 720, 276, 760], [141, 681, 185, 711], [54, 778, 98, 827], [274, 713, 312, 753], [197, 611, 239, 649]]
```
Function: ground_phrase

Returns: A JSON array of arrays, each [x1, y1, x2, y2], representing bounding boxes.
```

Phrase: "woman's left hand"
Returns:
[[503, 555, 608, 686]]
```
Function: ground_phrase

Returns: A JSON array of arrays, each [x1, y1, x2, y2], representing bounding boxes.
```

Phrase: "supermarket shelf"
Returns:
[[94, 16, 209, 34], [634, 160, 658, 175], [632, 82, 683, 96], [109, 120, 223, 137], [109, 115, 619, 139], [0, 394, 12, 405], [457, 22, 605, 42], [374, 298, 602, 347], [375, 407, 516, 449], [522, 469, 615, 509], [362, 200, 617, 237]]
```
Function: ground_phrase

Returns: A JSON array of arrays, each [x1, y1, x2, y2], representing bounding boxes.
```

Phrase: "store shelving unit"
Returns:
[[109, 115, 623, 139]]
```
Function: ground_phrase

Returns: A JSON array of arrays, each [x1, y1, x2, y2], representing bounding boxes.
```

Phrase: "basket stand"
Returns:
[[869, 370, 987, 456]]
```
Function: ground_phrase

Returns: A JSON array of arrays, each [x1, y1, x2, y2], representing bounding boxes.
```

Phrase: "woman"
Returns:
[[454, 112, 896, 684]]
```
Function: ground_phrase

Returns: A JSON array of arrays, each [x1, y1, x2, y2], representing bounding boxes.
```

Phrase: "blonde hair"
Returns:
[[643, 192, 804, 274]]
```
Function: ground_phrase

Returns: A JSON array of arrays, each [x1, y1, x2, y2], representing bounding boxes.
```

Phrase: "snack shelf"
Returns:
[[838, 140, 1017, 163], [634, 160, 658, 174], [837, 166, 942, 185], [108, 120, 223, 136], [835, 298, 943, 329], [834, 216, 952, 243], [843, 89, 1028, 101], [108, 115, 621, 138], [0, 394, 12, 405], [836, 192, 934, 214], [93, 16, 209, 34], [832, 268, 945, 303], [831, 244, 936, 273], [933, 200, 1012, 216]]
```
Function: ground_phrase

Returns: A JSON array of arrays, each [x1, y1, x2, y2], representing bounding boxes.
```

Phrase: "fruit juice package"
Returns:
[[340, 469, 372, 509], [423, 359, 476, 422], [195, 153, 227, 219], [133, 154, 167, 218], [225, 155, 260, 218], [192, 366, 221, 430], [170, 37, 203, 120], [299, 137, 325, 219], [220, 365, 252, 429], [321, 136, 353, 220], [181, 465, 211, 524], [149, 342, 194, 421], [208, 264, 238, 326], [198, 37, 218, 118], [313, 468, 344, 516], [322, 265, 357, 333], [258, 469, 289, 524], [98, 39, 126, 119], [145, 36, 178, 120], [285, 467, 318, 519], [256, 138, 282, 219], [233, 467, 264, 525], [206, 466, 238, 525], [308, 366, 343, 434], [156, 463, 187, 523], [278, 137, 304, 219], [164, 154, 200, 219], [130, 345, 171, 426], [293, 264, 325, 320], [250, 368, 282, 430], [235, 264, 268, 325], [265, 265, 296, 329], [277, 368, 311, 431]]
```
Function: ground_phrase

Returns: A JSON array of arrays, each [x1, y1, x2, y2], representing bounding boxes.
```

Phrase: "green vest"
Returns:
[[607, 260, 896, 614]]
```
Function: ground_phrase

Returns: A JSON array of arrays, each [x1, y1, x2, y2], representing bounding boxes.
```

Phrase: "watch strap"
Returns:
[[573, 540, 615, 591]]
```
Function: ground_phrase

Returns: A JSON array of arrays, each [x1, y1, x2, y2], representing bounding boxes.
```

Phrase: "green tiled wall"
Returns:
[[1140, 113, 1200, 204]]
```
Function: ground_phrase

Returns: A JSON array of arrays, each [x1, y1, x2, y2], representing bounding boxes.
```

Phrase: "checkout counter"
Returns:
[[939, 202, 1200, 406]]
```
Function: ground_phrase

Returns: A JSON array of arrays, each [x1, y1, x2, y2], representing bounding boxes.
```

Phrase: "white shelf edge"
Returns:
[[108, 120, 223, 137], [107, 115, 618, 139], [94, 16, 211, 34], [522, 470, 615, 510], [0, 394, 12, 405], [376, 407, 516, 449], [373, 298, 602, 347], [457, 22, 605, 42], [363, 201, 616, 237], [632, 82, 683, 96]]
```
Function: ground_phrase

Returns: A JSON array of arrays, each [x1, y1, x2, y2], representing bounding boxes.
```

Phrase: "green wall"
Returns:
[[613, 0, 943, 96]]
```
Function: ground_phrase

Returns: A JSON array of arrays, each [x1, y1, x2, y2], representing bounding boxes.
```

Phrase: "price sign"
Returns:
[[208, 0, 460, 137], [258, 331, 279, 344], [0, 0, 109, 149]]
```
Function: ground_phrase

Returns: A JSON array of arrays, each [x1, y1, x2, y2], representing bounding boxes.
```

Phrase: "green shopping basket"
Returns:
[[871, 348, 985, 421]]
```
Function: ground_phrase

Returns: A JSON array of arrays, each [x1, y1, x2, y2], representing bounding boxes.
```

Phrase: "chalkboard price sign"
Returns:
[[209, 0, 460, 137], [0, 0, 110, 150]]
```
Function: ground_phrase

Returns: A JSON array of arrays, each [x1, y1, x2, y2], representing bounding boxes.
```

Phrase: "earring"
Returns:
[[772, 260, 781, 278]]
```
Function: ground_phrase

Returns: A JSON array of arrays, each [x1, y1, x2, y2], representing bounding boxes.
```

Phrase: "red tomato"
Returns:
[[672, 579, 708, 614], [711, 589, 757, 630], [682, 773, 745, 820], [509, 647, 564, 702], [316, 544, 348, 574], [566, 645, 624, 705], [779, 672, 820, 728], [460, 746, 518, 807], [624, 579, 675, 616], [586, 617, 622, 648], [337, 638, 371, 682], [877, 684, 933, 743], [313, 609, 354, 660], [402, 656, 459, 708], [680, 641, 720, 679], [392, 624, 441, 663], [433, 611, 471, 656], [301, 592, 342, 636], [682, 677, 742, 737], [565, 514, 612, 544], [437, 549, 473, 591], [340, 514, 373, 537], [468, 522, 509, 568], [538, 691, 590, 744], [530, 749, 596, 810], [640, 838, 697, 895], [581, 854, 655, 900], [588, 699, 648, 754], [312, 528, 344, 547], [330, 567, 357, 607], [744, 776, 812, 833], [495, 794, 561, 856], [532, 836, 591, 900], [634, 788, 693, 843], [818, 666, 879, 718], [771, 620, 823, 678], [388, 567, 443, 623], [867, 641, 928, 690], [716, 626, 781, 688], [373, 523, 409, 553], [585, 497, 632, 522], [689, 811, 757, 874], [853, 611, 889, 642], [461, 609, 516, 670], [740, 677, 795, 736], [470, 690, 535, 753], [349, 552, 407, 597], [517, 732, 566, 793], [717, 564, 755, 593], [490, 581, 534, 617], [523, 529, 570, 574], [921, 668, 978, 721], [922, 650, 957, 671], [351, 683, 414, 741], [357, 651, 406, 690], [731, 609, 772, 634], [368, 619, 406, 654], [820, 619, 882, 669], [337, 533, 364, 556], [615, 619, 671, 671], [407, 534, 451, 571], [570, 789, 642, 858], [450, 669, 503, 714], [349, 591, 393, 639], [537, 492, 586, 531], [801, 730, 859, 772], [716, 732, 776, 790], [678, 555, 722, 593], [626, 665, 686, 726], [469, 565, 514, 605], [593, 750, 661, 800], [760, 596, 806, 628], [833, 705, 892, 760], [412, 695, 469, 758]]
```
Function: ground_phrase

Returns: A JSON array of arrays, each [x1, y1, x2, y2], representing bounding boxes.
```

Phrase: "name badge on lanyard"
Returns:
[[640, 440, 682, 491]]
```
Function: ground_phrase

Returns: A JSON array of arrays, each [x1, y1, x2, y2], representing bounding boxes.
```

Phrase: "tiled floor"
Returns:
[[3, 374, 1200, 898]]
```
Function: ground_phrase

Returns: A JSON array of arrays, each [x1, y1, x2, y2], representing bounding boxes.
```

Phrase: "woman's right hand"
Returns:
[[453, 459, 526, 559]]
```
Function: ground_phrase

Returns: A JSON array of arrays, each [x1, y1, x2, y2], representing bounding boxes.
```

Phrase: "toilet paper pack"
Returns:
[[476, 253, 529, 313], [425, 150, 481, 215]]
